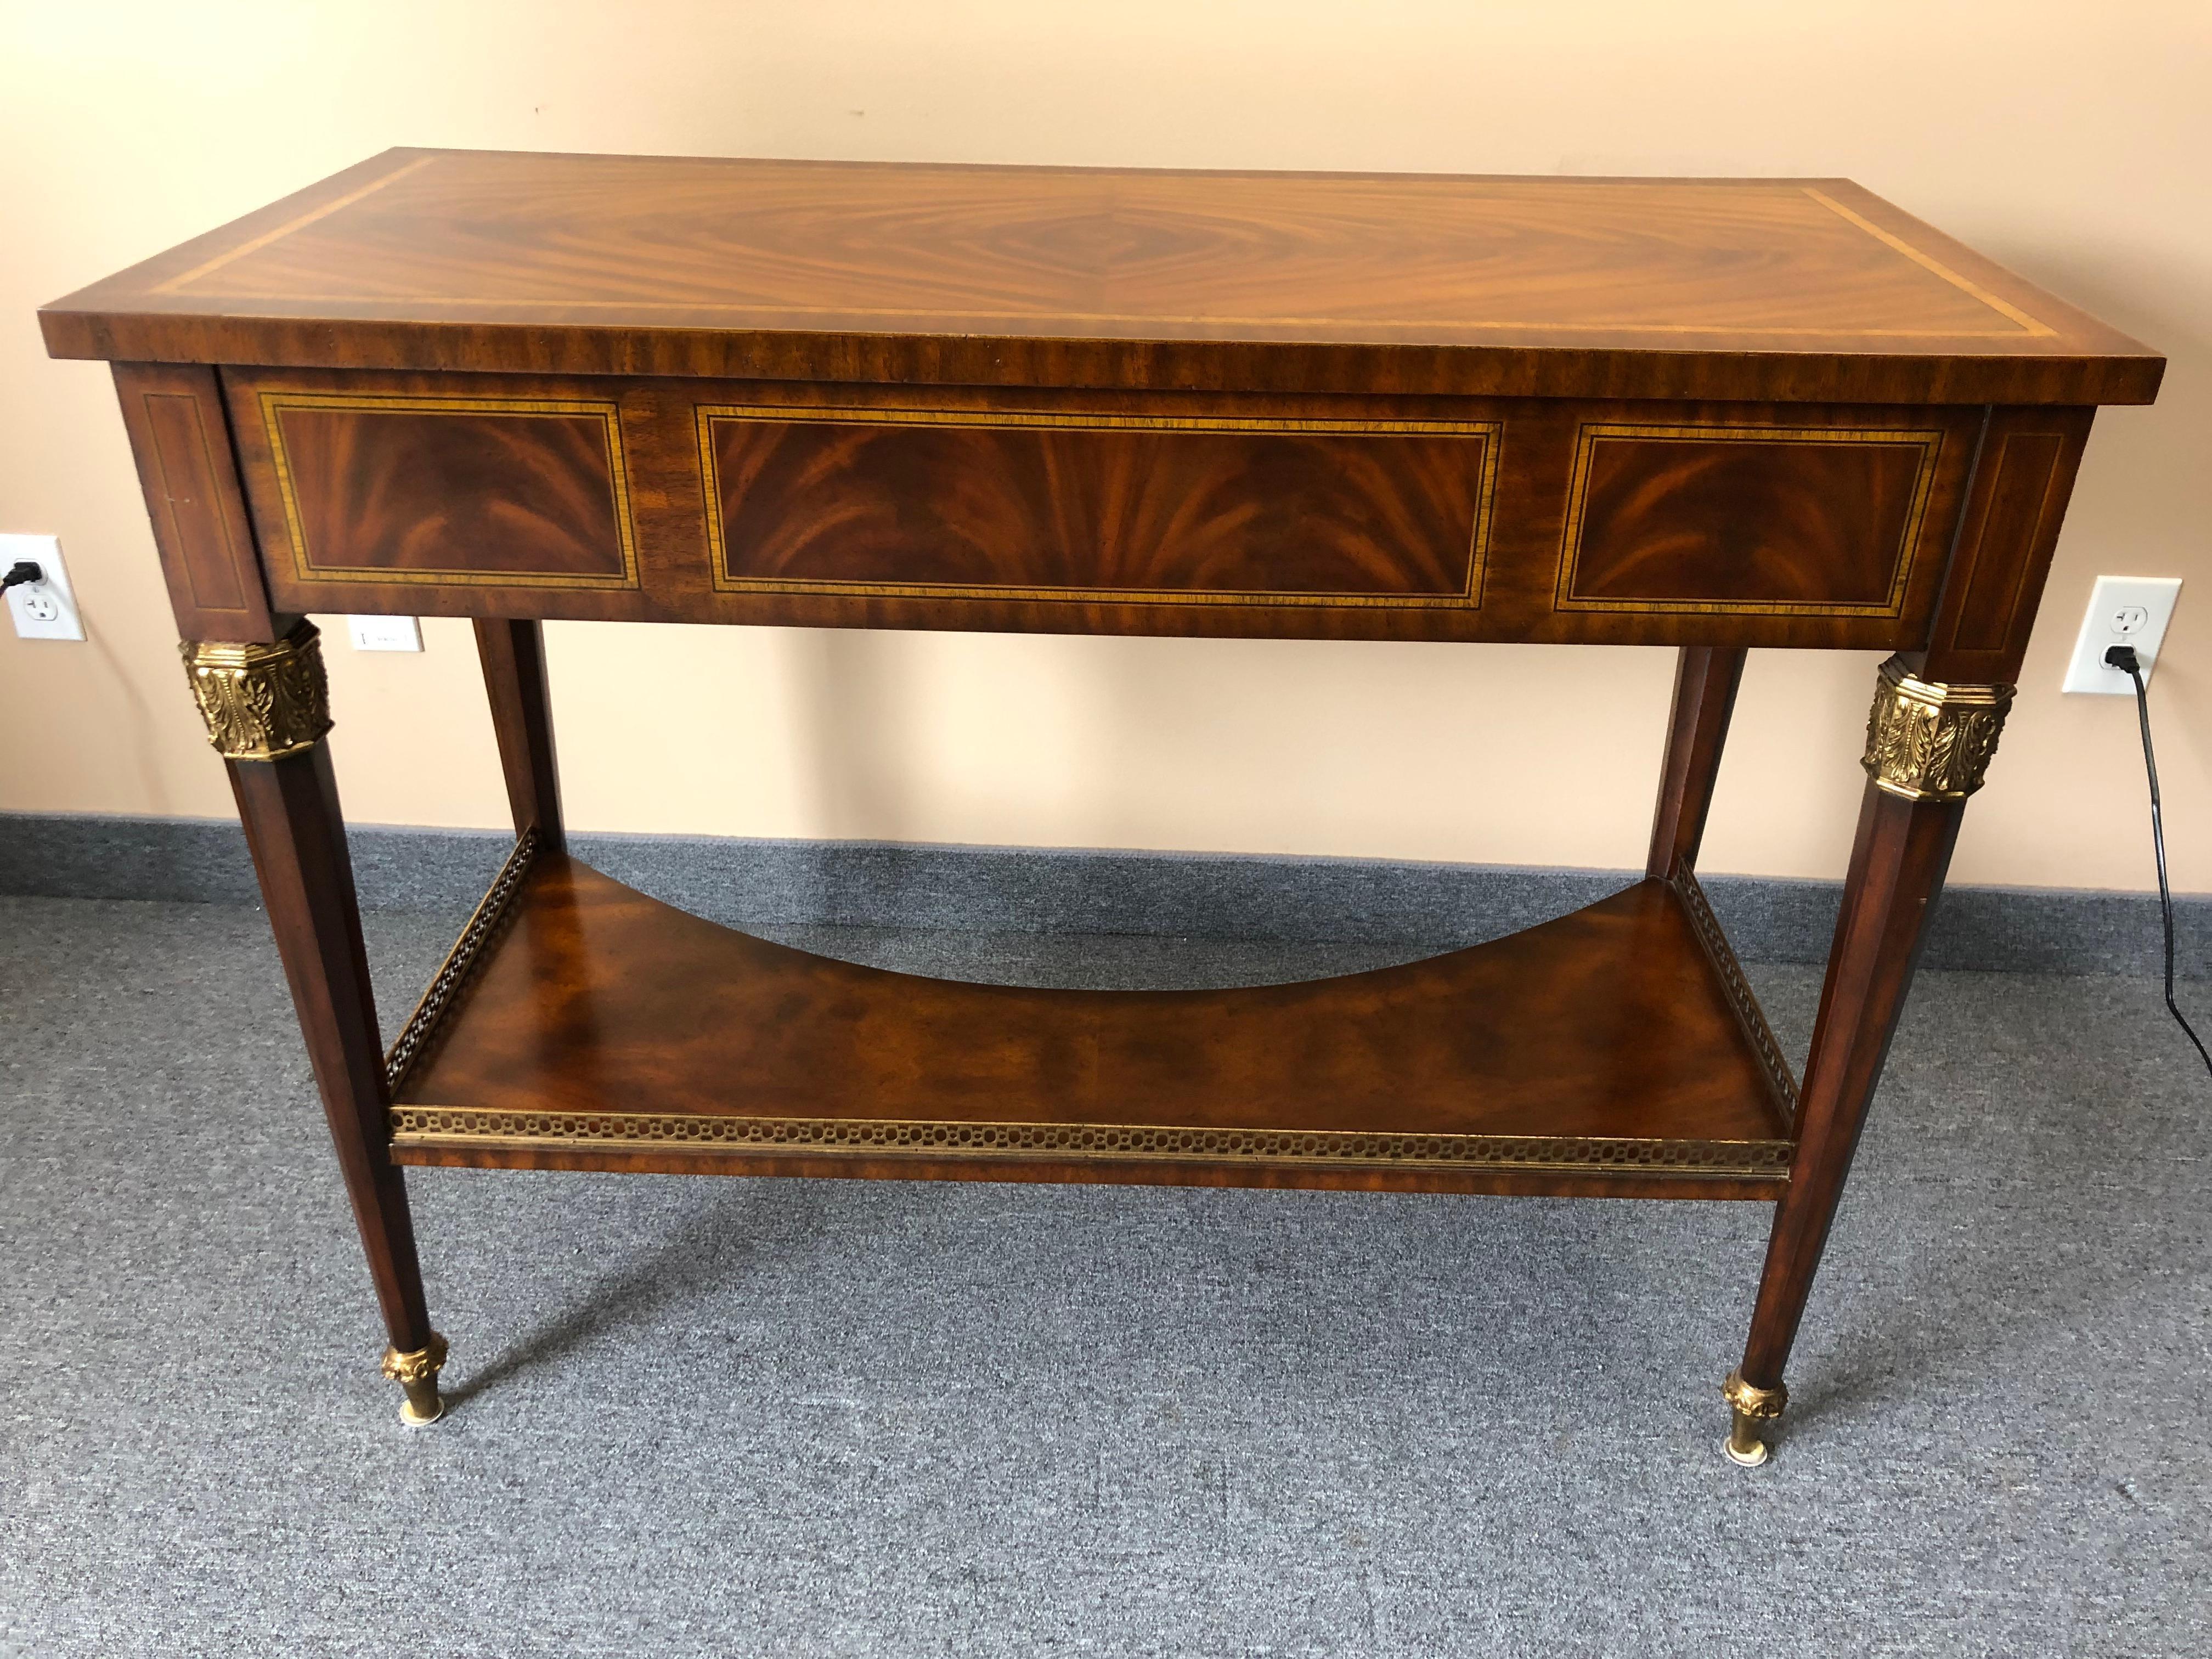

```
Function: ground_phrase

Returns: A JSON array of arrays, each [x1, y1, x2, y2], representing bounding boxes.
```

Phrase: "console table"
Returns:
[[42, 151, 2160, 1463]]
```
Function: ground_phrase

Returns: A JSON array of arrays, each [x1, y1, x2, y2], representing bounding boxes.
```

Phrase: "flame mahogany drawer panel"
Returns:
[[229, 386, 640, 590], [699, 406, 1498, 606], [1559, 425, 1945, 615], [229, 369, 1980, 647]]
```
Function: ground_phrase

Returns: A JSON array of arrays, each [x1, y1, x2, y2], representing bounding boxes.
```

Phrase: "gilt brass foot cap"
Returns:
[[381, 1331, 450, 1427], [1723, 1430, 1771, 1468], [1722, 1367, 1786, 1468]]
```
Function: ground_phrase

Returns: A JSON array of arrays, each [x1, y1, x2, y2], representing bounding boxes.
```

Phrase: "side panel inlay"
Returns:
[[1558, 424, 1943, 616], [1942, 432, 2068, 655], [112, 362, 279, 639], [142, 393, 250, 611], [699, 405, 1499, 607], [259, 392, 639, 588]]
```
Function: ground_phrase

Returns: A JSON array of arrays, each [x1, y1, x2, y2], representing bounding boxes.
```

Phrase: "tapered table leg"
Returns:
[[1648, 646, 1747, 881], [183, 622, 448, 1425], [474, 618, 565, 850], [1726, 656, 2012, 1464]]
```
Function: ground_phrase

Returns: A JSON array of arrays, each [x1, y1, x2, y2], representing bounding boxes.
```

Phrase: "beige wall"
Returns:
[[1, 1, 2205, 890]]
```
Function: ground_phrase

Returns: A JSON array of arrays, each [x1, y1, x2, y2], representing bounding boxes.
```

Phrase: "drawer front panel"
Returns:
[[1558, 423, 1944, 615], [701, 406, 1498, 606], [252, 391, 639, 588], [235, 368, 1984, 650]]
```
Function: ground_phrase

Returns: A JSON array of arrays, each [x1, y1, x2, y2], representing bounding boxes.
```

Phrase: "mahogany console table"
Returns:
[[43, 151, 2161, 1462]]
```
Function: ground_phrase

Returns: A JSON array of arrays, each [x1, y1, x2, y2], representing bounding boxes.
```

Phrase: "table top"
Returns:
[[43, 149, 2159, 405]]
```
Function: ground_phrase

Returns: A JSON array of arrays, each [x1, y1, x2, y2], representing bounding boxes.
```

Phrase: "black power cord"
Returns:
[[2106, 644, 2212, 1079], [2, 560, 44, 594]]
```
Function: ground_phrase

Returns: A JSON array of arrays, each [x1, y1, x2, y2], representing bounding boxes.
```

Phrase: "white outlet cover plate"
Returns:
[[347, 614, 423, 652], [2, 532, 86, 641], [2061, 575, 2181, 694]]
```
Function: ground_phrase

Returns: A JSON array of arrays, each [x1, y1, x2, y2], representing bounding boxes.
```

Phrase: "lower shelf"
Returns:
[[384, 845, 1798, 1199]]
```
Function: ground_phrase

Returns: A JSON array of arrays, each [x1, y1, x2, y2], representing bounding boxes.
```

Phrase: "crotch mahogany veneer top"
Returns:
[[41, 150, 2159, 405]]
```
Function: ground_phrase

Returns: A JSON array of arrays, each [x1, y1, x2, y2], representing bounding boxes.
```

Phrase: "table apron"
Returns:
[[218, 367, 1990, 648]]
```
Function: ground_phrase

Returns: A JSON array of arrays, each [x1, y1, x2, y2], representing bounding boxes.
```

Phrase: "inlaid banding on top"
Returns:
[[44, 153, 2162, 404]]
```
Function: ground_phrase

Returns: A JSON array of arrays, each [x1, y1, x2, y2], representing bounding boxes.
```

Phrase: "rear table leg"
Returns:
[[1647, 645, 1747, 882], [474, 618, 565, 849]]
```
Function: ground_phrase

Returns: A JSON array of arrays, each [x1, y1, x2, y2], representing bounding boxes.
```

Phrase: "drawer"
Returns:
[[229, 368, 1982, 649], [698, 404, 1498, 607], [238, 386, 640, 590], [1556, 421, 1945, 616]]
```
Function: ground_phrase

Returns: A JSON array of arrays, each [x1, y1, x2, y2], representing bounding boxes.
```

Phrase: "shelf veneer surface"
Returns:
[[391, 855, 1792, 1194]]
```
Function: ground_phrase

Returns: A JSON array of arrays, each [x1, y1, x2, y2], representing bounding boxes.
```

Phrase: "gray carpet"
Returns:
[[2, 889, 2208, 1656]]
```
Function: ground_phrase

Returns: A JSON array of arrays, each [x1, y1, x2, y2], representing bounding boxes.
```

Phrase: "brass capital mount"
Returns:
[[1861, 654, 2014, 803], [179, 620, 332, 761]]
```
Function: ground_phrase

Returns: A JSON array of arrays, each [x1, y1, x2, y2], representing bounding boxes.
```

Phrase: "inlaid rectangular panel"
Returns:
[[1903, 404, 2094, 682], [253, 391, 639, 589], [111, 362, 279, 638], [1556, 424, 1945, 616], [699, 405, 1499, 607]]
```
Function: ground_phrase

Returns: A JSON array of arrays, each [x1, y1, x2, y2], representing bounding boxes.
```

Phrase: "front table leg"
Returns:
[[181, 622, 449, 1425], [1727, 656, 2012, 1464]]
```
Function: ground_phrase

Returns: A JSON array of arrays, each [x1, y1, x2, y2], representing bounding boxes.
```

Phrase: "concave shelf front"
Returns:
[[385, 848, 1798, 1199]]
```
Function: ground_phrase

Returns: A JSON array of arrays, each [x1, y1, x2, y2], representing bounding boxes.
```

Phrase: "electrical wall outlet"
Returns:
[[2, 532, 86, 641], [2061, 575, 2181, 693], [347, 614, 423, 652]]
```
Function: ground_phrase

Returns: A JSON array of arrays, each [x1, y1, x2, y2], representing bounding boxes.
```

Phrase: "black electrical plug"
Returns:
[[1, 560, 44, 594], [2105, 644, 2141, 674]]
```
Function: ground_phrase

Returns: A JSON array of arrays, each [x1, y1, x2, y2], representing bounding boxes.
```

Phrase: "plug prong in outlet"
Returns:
[[2, 533, 87, 641], [2062, 576, 2181, 694]]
